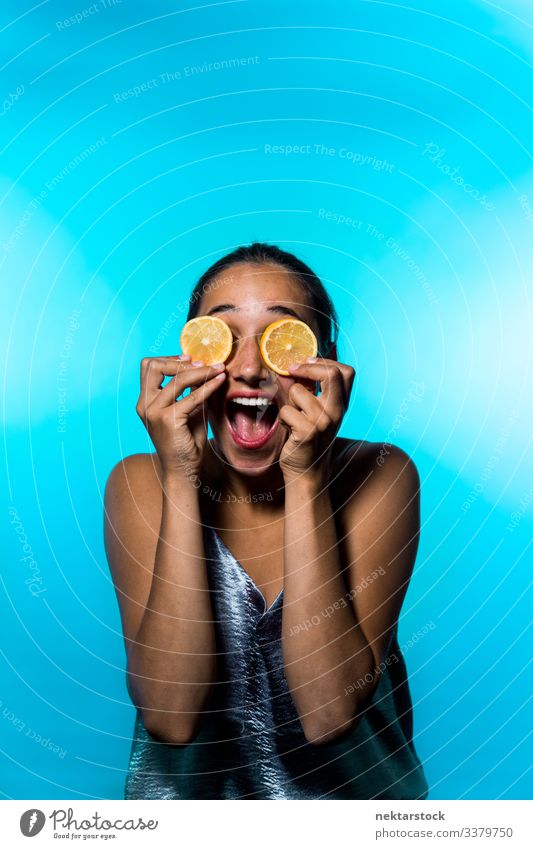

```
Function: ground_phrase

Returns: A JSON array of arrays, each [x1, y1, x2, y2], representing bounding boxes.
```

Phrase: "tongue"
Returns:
[[233, 408, 272, 441]]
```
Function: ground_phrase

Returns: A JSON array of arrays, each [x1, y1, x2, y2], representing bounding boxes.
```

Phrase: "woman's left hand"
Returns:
[[278, 357, 355, 483]]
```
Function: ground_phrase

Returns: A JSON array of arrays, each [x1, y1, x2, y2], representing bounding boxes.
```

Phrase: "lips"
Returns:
[[224, 393, 280, 449]]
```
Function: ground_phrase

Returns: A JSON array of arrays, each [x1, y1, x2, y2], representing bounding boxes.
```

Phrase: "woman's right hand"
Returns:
[[136, 354, 226, 478]]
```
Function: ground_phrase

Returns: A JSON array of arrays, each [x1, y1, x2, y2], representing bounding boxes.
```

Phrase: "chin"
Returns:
[[209, 393, 285, 476], [215, 432, 284, 477]]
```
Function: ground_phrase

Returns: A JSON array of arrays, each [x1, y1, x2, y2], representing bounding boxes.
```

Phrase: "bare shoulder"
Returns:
[[105, 452, 163, 513], [105, 451, 162, 486], [103, 452, 164, 576], [331, 437, 420, 505]]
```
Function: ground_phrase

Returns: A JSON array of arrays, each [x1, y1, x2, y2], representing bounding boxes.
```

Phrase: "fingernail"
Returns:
[[212, 362, 225, 370], [306, 357, 317, 363], [288, 363, 300, 371], [191, 360, 204, 366], [178, 353, 191, 359]]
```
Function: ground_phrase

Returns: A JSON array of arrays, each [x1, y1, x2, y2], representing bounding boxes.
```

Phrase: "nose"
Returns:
[[228, 332, 270, 383]]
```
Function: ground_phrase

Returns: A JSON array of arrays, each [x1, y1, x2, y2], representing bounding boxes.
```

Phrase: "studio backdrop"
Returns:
[[1, 0, 531, 800]]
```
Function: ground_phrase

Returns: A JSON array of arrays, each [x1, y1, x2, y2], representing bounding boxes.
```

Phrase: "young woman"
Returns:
[[104, 242, 429, 800]]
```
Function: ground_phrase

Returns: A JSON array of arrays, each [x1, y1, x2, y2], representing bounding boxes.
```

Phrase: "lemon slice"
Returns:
[[180, 316, 233, 365], [260, 318, 318, 375]]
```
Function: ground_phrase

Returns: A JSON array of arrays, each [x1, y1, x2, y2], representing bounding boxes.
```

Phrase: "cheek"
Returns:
[[276, 376, 294, 402]]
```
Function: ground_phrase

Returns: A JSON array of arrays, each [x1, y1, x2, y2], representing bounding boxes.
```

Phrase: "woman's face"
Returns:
[[197, 262, 321, 477]]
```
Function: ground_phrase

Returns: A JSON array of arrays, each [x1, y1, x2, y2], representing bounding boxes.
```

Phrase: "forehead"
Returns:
[[198, 262, 313, 315]]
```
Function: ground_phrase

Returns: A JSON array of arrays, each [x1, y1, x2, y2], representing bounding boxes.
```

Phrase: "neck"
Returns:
[[202, 441, 286, 505], [225, 465, 285, 503]]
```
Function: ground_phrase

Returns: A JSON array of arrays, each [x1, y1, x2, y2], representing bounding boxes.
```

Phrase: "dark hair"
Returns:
[[186, 242, 339, 356]]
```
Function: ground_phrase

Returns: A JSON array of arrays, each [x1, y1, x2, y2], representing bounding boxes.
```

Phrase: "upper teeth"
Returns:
[[232, 397, 272, 406]]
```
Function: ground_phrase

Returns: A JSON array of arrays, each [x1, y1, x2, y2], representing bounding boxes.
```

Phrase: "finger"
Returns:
[[177, 371, 226, 416], [286, 384, 335, 435], [297, 359, 355, 409], [288, 357, 354, 378], [149, 363, 225, 410], [140, 353, 191, 385], [288, 357, 339, 368], [139, 355, 192, 406], [278, 403, 314, 441], [286, 382, 325, 420], [335, 362, 356, 403], [289, 361, 346, 412]]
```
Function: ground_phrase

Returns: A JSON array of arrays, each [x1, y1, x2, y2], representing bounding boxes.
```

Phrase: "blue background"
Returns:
[[1, 0, 531, 800]]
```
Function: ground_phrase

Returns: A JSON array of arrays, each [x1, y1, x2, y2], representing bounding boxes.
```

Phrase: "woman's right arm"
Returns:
[[104, 355, 226, 744]]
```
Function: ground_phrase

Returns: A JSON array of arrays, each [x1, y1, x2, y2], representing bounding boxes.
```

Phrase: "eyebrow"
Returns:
[[206, 303, 305, 321]]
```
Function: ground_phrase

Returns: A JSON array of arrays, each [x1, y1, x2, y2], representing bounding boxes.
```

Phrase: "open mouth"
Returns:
[[224, 395, 279, 449]]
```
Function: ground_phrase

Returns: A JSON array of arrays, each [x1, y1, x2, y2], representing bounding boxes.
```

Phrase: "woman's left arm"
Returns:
[[279, 359, 421, 745]]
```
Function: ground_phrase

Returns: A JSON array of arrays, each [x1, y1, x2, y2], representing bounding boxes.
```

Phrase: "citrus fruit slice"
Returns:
[[180, 316, 233, 365], [259, 318, 318, 375]]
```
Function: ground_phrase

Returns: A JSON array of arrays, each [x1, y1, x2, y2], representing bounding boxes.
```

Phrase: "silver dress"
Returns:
[[124, 525, 429, 800]]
